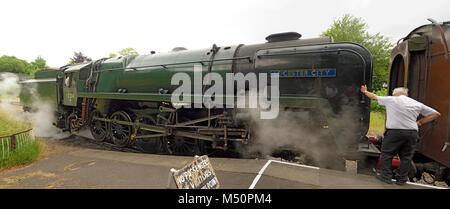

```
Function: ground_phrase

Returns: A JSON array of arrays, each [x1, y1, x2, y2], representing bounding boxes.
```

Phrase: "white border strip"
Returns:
[[249, 160, 273, 189], [270, 160, 320, 170], [249, 160, 320, 189], [404, 181, 447, 189], [391, 179, 447, 189], [249, 159, 447, 189]]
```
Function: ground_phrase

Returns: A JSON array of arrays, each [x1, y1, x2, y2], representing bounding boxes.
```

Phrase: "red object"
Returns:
[[368, 136, 379, 145], [375, 155, 401, 170]]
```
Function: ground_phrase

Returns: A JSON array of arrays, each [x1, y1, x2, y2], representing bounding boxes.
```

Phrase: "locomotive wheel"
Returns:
[[109, 111, 132, 147], [165, 115, 201, 156], [67, 113, 78, 134], [133, 115, 164, 153], [197, 119, 231, 157], [167, 135, 200, 156], [155, 112, 173, 155], [89, 110, 108, 142]]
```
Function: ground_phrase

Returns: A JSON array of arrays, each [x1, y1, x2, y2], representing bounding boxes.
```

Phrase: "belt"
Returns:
[[386, 129, 417, 132]]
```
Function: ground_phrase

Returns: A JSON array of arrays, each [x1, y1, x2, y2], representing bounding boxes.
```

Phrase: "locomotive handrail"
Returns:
[[92, 56, 253, 73], [427, 18, 449, 59], [127, 56, 253, 70]]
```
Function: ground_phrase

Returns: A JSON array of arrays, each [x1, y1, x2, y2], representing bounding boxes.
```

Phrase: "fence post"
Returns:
[[1, 138, 4, 159], [11, 135, 16, 150], [1, 129, 33, 160]]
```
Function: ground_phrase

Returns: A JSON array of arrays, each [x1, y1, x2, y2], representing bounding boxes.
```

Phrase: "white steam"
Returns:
[[0, 73, 21, 97], [240, 102, 361, 170], [0, 72, 70, 139], [27, 100, 70, 139], [0, 73, 25, 120]]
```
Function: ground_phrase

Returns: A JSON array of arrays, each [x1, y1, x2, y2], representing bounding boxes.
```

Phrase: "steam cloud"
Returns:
[[238, 90, 361, 170], [0, 72, 70, 139]]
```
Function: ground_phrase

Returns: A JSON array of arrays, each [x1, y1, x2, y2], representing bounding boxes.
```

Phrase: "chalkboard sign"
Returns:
[[172, 155, 220, 189]]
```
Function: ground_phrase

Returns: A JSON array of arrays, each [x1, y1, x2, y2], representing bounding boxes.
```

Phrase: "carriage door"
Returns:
[[407, 35, 428, 102]]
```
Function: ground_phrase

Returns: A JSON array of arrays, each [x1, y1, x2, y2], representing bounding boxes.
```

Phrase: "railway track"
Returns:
[[88, 139, 142, 153], [69, 132, 144, 154], [71, 132, 243, 157]]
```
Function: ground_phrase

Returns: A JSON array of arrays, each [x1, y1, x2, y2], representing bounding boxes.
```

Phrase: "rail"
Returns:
[[0, 129, 34, 160]]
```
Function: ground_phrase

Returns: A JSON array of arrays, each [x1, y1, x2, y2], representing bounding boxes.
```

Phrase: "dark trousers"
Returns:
[[380, 129, 418, 181]]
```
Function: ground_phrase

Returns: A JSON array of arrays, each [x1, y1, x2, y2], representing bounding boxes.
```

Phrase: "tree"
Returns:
[[0, 55, 30, 74], [27, 56, 48, 77], [0, 55, 48, 78], [69, 52, 92, 64], [321, 14, 393, 90], [109, 48, 139, 58], [30, 56, 47, 69]]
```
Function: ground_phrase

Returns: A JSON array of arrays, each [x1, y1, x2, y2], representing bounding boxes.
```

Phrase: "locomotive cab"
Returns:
[[60, 62, 92, 106]]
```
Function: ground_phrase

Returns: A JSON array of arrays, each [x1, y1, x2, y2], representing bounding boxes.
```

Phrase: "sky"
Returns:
[[1, 0, 449, 68]]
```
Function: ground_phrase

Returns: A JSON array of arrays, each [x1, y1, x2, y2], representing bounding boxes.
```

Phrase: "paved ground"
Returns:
[[0, 136, 445, 189]]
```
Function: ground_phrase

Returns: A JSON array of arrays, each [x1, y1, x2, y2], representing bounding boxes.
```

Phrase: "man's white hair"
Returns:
[[392, 87, 408, 95]]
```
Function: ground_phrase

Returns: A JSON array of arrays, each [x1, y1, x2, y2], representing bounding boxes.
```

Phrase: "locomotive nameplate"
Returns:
[[172, 155, 220, 189], [271, 68, 336, 78]]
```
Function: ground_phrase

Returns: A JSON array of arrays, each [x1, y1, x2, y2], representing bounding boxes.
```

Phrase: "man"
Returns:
[[360, 85, 441, 185]]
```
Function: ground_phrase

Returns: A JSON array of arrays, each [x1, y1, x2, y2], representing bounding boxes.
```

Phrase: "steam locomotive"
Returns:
[[18, 19, 450, 185], [20, 32, 373, 170]]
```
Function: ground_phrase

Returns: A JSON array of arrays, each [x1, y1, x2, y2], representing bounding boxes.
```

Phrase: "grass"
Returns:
[[0, 138, 40, 169], [0, 109, 40, 169], [0, 109, 30, 136], [368, 111, 386, 136]]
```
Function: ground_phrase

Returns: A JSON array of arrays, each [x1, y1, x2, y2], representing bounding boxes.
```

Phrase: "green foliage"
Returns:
[[370, 87, 387, 112], [109, 48, 139, 58], [0, 110, 31, 136], [28, 56, 48, 78], [368, 111, 386, 136], [0, 55, 30, 74], [0, 55, 48, 77], [321, 14, 393, 91], [118, 48, 139, 56], [30, 56, 47, 70], [0, 110, 39, 169], [0, 138, 40, 169]]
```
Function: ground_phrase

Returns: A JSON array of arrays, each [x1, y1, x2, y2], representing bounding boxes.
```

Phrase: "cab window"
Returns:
[[64, 73, 73, 87]]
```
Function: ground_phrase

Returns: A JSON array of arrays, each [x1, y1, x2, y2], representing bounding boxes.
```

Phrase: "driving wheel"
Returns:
[[109, 111, 132, 147]]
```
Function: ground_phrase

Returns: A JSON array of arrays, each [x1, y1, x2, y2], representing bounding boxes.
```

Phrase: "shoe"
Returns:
[[395, 180, 407, 185], [376, 175, 393, 184]]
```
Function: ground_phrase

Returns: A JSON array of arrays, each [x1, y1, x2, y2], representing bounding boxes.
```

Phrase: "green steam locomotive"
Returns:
[[19, 32, 373, 169]]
